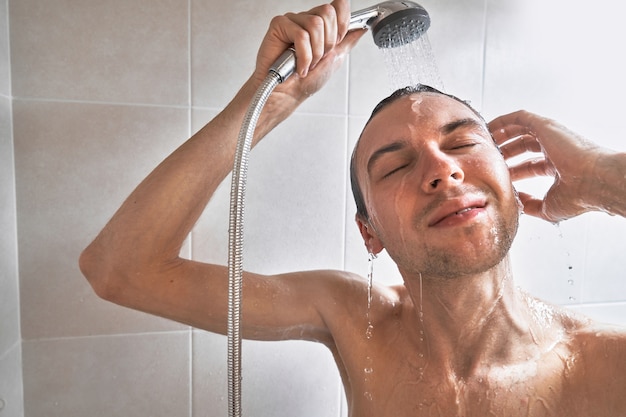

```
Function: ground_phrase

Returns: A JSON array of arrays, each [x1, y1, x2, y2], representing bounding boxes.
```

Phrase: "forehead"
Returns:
[[363, 92, 481, 142], [355, 93, 484, 163]]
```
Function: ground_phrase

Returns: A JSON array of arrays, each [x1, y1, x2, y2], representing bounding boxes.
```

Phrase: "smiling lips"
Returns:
[[428, 197, 488, 227]]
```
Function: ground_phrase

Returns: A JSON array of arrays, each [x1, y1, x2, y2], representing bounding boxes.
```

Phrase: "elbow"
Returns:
[[79, 241, 125, 303]]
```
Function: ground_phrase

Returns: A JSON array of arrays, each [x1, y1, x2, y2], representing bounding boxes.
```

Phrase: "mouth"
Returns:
[[428, 198, 487, 227]]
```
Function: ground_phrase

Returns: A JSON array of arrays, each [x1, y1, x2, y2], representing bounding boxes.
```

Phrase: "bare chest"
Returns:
[[342, 339, 585, 417]]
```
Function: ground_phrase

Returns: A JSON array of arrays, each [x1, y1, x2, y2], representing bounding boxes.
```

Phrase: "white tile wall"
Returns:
[[10, 0, 189, 105], [0, 343, 24, 417], [6, 0, 626, 416], [22, 332, 190, 417], [1, 0, 23, 413], [13, 100, 190, 340]]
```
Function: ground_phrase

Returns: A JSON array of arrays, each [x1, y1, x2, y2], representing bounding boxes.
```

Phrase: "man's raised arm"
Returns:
[[79, 1, 364, 339]]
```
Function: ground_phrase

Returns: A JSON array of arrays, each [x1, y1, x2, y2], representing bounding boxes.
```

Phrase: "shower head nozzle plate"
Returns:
[[371, 2, 431, 48]]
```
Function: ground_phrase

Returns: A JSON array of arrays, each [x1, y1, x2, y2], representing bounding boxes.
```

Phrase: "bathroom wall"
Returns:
[[1, 0, 24, 415], [6, 0, 626, 416]]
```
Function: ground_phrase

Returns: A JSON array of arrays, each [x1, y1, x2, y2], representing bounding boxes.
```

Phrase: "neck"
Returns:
[[401, 256, 553, 378]]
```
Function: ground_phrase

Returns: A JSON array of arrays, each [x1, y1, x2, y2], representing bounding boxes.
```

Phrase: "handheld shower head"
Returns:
[[270, 1, 431, 82], [350, 1, 431, 48]]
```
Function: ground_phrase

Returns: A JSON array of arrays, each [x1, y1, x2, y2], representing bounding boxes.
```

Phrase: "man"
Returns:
[[80, 1, 626, 415]]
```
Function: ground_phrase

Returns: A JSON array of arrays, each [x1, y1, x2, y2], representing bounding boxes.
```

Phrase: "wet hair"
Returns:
[[349, 84, 486, 220]]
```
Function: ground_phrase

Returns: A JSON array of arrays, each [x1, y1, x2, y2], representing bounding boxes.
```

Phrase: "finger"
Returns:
[[507, 157, 556, 181], [516, 192, 550, 221], [331, 0, 351, 41], [308, 3, 338, 54], [289, 4, 339, 71], [488, 110, 542, 136], [267, 14, 313, 77], [283, 12, 322, 77], [335, 27, 367, 54], [497, 134, 542, 159], [489, 124, 531, 146]]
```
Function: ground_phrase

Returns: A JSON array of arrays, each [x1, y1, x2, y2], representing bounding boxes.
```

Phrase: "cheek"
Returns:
[[469, 151, 512, 188], [367, 175, 422, 241]]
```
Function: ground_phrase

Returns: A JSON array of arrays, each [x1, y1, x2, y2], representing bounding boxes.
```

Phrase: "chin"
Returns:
[[419, 212, 518, 278]]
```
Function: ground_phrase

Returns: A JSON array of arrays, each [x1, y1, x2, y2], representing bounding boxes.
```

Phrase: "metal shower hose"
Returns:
[[227, 70, 283, 417]]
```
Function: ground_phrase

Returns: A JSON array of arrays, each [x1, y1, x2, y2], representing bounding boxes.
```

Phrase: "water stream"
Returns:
[[379, 28, 444, 91]]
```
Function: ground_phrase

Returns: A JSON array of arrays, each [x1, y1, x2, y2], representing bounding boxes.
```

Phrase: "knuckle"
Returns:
[[270, 15, 288, 27], [316, 3, 336, 18], [306, 14, 325, 32]]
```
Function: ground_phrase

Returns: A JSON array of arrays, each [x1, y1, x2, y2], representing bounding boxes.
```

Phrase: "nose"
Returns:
[[420, 150, 465, 193]]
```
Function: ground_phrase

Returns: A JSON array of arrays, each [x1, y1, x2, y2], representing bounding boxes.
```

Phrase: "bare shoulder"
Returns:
[[555, 306, 626, 358], [293, 269, 405, 334], [561, 312, 626, 413], [568, 315, 626, 354], [294, 269, 403, 315]]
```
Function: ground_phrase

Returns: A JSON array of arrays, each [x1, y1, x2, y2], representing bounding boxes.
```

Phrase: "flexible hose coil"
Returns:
[[225, 5, 431, 416], [227, 71, 281, 417]]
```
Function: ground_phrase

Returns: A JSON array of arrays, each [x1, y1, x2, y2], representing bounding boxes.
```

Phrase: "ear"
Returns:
[[355, 214, 384, 255]]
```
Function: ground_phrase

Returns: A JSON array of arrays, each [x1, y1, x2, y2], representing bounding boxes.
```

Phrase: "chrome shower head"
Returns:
[[270, 1, 431, 82], [349, 1, 431, 48]]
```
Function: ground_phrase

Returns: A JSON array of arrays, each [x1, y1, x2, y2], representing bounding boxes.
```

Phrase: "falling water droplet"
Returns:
[[366, 253, 376, 338], [379, 27, 443, 92]]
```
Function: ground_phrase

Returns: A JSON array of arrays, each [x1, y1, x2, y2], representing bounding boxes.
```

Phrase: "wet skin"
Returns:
[[78, 2, 626, 414], [80, 86, 626, 416], [331, 93, 626, 416]]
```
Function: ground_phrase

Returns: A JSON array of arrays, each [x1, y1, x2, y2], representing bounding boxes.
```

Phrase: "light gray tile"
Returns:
[[10, 0, 188, 104], [570, 302, 626, 327], [22, 332, 190, 417], [0, 0, 9, 97], [193, 330, 342, 417], [483, 0, 626, 125], [0, 342, 24, 417], [13, 100, 189, 339], [191, 111, 347, 274], [509, 215, 588, 306], [0, 96, 19, 356], [191, 0, 348, 115], [582, 212, 626, 303]]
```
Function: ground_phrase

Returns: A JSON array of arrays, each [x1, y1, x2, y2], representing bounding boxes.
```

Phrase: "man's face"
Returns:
[[355, 93, 520, 278]]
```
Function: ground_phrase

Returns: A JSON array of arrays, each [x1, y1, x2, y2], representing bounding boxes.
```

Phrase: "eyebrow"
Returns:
[[440, 118, 487, 135]]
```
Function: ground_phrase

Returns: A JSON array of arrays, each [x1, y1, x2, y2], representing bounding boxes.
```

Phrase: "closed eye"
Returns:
[[383, 164, 409, 179], [453, 142, 477, 150]]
